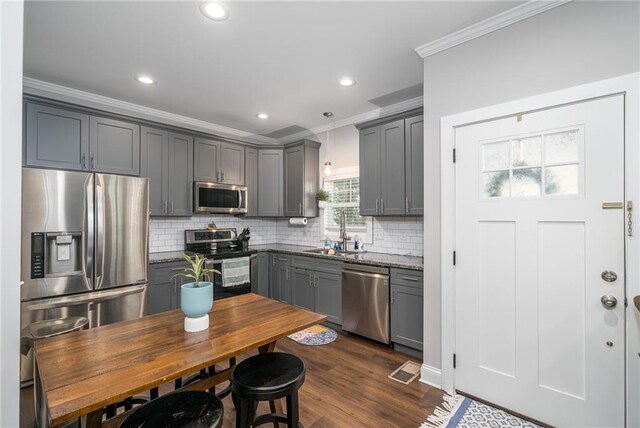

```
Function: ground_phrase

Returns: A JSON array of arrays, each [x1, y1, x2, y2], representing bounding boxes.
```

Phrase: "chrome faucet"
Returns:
[[339, 210, 351, 251]]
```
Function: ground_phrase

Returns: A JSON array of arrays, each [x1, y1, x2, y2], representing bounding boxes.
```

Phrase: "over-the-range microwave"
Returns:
[[193, 182, 247, 214]]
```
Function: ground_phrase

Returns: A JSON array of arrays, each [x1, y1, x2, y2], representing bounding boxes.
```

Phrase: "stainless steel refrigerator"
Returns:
[[20, 168, 149, 384]]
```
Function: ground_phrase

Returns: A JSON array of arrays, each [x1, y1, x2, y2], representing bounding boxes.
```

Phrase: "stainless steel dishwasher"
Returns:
[[342, 263, 390, 344]]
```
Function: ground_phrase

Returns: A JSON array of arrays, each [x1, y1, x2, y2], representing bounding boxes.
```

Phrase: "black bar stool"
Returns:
[[119, 391, 223, 428], [231, 352, 305, 428]]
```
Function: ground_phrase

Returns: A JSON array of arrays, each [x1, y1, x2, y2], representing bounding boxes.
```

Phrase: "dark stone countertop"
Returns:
[[150, 244, 423, 271]]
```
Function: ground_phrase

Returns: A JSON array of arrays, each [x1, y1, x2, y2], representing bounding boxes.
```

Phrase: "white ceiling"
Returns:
[[24, 1, 520, 141]]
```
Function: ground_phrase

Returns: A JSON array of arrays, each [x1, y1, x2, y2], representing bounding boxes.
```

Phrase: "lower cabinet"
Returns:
[[148, 261, 189, 315], [270, 253, 291, 304], [291, 256, 342, 324], [390, 268, 423, 351], [251, 252, 270, 298]]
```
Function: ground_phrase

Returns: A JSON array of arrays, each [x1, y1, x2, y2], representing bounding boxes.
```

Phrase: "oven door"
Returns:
[[194, 182, 247, 214], [205, 258, 251, 300]]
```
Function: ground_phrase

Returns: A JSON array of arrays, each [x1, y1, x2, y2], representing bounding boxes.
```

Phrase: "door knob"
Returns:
[[601, 295, 618, 309], [601, 270, 618, 282]]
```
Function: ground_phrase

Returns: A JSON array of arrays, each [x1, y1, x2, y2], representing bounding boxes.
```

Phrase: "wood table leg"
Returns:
[[85, 408, 103, 428], [257, 341, 277, 354]]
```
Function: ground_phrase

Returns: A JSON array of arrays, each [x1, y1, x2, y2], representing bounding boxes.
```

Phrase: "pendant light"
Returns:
[[323, 112, 334, 178]]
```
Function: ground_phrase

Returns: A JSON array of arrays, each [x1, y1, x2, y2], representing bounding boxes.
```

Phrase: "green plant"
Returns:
[[316, 188, 330, 202], [172, 254, 220, 287]]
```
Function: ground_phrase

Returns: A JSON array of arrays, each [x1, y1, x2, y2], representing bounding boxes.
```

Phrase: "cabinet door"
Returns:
[[147, 279, 173, 315], [404, 116, 424, 215], [168, 132, 194, 216], [193, 138, 220, 182], [251, 252, 270, 297], [279, 262, 291, 304], [292, 267, 314, 311], [315, 271, 342, 324], [359, 126, 381, 216], [270, 254, 280, 301], [148, 262, 187, 314], [284, 145, 305, 216], [220, 143, 245, 185], [390, 284, 423, 350], [380, 120, 405, 216], [25, 102, 90, 171], [141, 127, 169, 216], [89, 116, 140, 176], [245, 147, 258, 216], [258, 149, 283, 217]]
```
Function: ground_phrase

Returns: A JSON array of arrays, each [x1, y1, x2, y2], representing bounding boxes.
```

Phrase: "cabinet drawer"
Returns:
[[291, 255, 315, 270], [315, 259, 342, 274], [272, 253, 291, 265], [149, 261, 188, 281], [390, 268, 423, 288]]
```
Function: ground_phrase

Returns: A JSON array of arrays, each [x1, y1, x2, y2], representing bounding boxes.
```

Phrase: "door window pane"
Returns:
[[545, 165, 578, 195], [483, 142, 510, 171], [511, 136, 541, 167], [483, 171, 510, 198], [512, 168, 541, 196], [545, 131, 578, 164]]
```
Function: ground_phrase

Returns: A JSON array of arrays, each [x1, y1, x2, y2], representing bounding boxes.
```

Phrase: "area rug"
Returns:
[[388, 361, 421, 385], [287, 325, 338, 346], [421, 394, 542, 428]]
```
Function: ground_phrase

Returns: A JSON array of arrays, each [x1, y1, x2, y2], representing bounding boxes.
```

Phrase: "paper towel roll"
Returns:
[[289, 217, 308, 226]]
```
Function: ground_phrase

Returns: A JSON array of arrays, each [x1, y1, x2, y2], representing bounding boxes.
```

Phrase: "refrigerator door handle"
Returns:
[[95, 175, 105, 289], [84, 174, 95, 289]]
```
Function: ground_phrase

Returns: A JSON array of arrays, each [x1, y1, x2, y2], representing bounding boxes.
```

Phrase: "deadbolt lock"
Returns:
[[601, 270, 618, 283]]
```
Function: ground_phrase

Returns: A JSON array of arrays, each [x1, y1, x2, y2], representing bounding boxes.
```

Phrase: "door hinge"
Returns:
[[453, 148, 456, 163], [453, 251, 456, 266], [453, 353, 457, 369]]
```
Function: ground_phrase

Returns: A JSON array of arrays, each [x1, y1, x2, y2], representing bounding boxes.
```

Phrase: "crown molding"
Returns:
[[414, 0, 572, 59], [23, 77, 278, 144], [278, 96, 423, 144]]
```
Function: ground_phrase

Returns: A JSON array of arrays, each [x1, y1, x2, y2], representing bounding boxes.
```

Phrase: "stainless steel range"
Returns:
[[185, 228, 255, 300]]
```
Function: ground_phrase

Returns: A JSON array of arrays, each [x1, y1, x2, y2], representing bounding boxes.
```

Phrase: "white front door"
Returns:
[[455, 95, 625, 427]]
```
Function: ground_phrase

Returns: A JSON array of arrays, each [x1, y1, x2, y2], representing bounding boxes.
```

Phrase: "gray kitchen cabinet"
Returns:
[[270, 253, 291, 303], [284, 140, 320, 217], [251, 252, 270, 297], [89, 116, 140, 176], [356, 109, 423, 216], [258, 149, 284, 217], [290, 255, 342, 324], [25, 102, 90, 171], [148, 261, 189, 315], [390, 268, 423, 351], [25, 102, 141, 176], [141, 127, 193, 216], [194, 138, 245, 185], [292, 267, 315, 311], [245, 147, 258, 216], [404, 115, 424, 215]]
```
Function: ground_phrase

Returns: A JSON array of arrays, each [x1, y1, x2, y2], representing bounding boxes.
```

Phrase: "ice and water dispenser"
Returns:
[[31, 232, 83, 279]]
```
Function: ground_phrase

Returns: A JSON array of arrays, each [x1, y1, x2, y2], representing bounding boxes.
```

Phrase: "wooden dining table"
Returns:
[[34, 293, 327, 427]]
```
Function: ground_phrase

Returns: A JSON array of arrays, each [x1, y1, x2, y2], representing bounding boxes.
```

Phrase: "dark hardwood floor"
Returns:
[[21, 332, 444, 427]]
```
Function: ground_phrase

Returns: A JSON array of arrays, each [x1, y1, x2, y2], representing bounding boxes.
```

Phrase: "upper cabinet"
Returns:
[[25, 102, 140, 176], [283, 139, 320, 218], [257, 149, 283, 217], [356, 109, 423, 216], [245, 147, 259, 217], [141, 126, 193, 217], [194, 138, 245, 185]]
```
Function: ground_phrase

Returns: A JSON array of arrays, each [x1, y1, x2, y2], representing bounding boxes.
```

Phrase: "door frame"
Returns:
[[440, 73, 640, 424]]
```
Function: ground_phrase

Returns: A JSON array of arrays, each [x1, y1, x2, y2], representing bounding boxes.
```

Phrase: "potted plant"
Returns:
[[316, 188, 330, 209], [173, 254, 220, 332]]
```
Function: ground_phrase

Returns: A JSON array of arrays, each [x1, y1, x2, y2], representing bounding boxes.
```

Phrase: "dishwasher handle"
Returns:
[[342, 269, 389, 282]]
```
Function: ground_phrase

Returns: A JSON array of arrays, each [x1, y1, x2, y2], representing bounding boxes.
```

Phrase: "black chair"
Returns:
[[231, 352, 305, 428], [119, 391, 223, 428]]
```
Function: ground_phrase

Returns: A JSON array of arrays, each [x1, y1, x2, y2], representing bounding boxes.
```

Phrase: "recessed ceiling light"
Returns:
[[339, 77, 356, 87], [256, 113, 269, 120], [135, 75, 155, 85], [200, 1, 229, 21]]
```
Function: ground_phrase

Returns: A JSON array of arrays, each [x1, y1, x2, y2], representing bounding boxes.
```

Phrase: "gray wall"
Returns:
[[422, 1, 640, 370], [0, 1, 24, 426]]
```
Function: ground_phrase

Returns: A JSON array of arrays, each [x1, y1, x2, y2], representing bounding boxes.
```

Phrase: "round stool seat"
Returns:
[[120, 391, 223, 428], [232, 352, 305, 401]]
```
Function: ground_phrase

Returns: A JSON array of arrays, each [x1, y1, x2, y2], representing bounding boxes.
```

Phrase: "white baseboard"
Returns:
[[419, 364, 442, 389]]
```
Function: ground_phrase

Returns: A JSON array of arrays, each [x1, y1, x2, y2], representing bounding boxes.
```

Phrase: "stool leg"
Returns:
[[237, 398, 255, 428], [269, 400, 279, 428], [150, 387, 159, 400], [174, 377, 182, 389], [286, 391, 300, 428]]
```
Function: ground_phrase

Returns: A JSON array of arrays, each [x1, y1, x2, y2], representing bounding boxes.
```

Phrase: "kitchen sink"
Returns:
[[304, 248, 365, 256]]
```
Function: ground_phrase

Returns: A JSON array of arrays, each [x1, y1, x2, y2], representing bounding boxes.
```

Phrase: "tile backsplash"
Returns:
[[150, 215, 423, 256]]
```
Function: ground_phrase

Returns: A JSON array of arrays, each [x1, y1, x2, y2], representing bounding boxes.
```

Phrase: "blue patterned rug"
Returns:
[[287, 325, 338, 346], [421, 395, 542, 428]]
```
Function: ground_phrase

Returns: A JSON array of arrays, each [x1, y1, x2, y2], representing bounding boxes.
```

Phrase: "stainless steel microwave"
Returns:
[[193, 182, 247, 214]]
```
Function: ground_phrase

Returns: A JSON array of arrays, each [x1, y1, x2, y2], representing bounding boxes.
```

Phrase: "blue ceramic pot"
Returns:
[[180, 282, 213, 318]]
